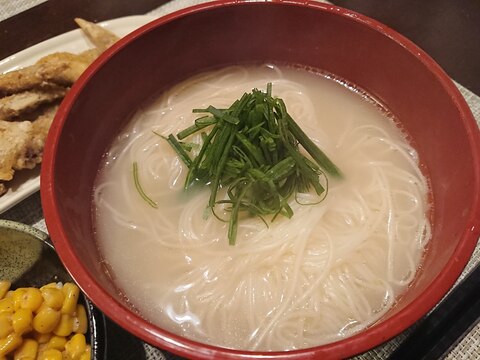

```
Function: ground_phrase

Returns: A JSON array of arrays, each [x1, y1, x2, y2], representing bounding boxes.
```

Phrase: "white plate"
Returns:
[[0, 15, 157, 214]]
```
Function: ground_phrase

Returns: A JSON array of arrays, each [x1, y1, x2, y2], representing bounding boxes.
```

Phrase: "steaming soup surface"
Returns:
[[94, 65, 430, 351]]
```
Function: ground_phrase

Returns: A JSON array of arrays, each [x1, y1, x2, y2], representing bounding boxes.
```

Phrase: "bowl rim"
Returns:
[[0, 219, 50, 242], [41, 0, 480, 358]]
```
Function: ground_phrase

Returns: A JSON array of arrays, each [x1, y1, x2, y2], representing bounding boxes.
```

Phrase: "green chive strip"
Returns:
[[133, 161, 158, 209], [165, 134, 193, 167], [177, 116, 216, 140]]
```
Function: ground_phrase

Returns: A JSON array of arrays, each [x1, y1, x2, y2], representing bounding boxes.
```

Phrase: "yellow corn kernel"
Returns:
[[4, 290, 13, 298], [64, 334, 86, 360], [0, 333, 22, 357], [34, 301, 51, 315], [78, 346, 91, 360], [0, 298, 14, 314], [13, 338, 38, 360], [53, 314, 73, 337], [72, 305, 87, 334], [37, 342, 47, 354], [40, 288, 64, 311], [18, 288, 43, 312], [60, 284, 79, 315], [0, 281, 10, 300], [32, 308, 61, 334], [32, 331, 52, 344], [12, 288, 27, 311], [0, 313, 13, 338], [12, 308, 33, 335], [46, 336, 66, 351], [40, 283, 60, 291], [37, 348, 62, 360]]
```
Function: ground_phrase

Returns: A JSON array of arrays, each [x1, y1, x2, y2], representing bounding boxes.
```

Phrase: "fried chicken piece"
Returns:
[[79, 48, 103, 63], [74, 18, 120, 52], [0, 87, 67, 120], [0, 106, 57, 181], [0, 18, 118, 97], [31, 105, 56, 144], [0, 51, 96, 96], [0, 18, 120, 196], [35, 51, 95, 85], [0, 120, 32, 180]]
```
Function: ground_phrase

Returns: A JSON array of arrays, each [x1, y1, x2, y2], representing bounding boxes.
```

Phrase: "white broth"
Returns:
[[93, 65, 430, 351]]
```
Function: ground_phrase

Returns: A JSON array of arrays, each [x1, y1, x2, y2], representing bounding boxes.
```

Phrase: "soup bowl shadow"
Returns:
[[41, 1, 480, 359]]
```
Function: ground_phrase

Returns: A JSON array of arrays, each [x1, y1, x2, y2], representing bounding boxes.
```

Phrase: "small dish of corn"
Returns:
[[0, 220, 106, 360]]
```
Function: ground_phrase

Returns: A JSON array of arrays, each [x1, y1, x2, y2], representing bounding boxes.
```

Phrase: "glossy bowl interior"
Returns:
[[0, 220, 106, 359], [41, 1, 480, 359]]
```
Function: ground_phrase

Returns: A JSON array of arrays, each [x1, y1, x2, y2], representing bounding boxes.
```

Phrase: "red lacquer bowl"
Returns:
[[41, 1, 480, 359]]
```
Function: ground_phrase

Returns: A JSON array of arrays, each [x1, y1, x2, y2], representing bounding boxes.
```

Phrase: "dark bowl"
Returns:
[[41, 1, 480, 359], [0, 219, 106, 359]]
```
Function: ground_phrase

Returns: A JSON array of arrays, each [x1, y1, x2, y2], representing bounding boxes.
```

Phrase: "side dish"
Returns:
[[0, 19, 119, 196], [0, 280, 90, 359]]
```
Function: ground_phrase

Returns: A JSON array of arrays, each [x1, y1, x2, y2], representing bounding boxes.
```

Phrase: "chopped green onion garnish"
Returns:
[[166, 83, 342, 245]]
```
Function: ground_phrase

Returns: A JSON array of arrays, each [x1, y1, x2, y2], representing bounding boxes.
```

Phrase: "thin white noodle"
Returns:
[[93, 64, 431, 351]]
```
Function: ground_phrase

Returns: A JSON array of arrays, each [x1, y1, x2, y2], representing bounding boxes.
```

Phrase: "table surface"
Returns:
[[1, 0, 479, 97], [1, 1, 480, 359]]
